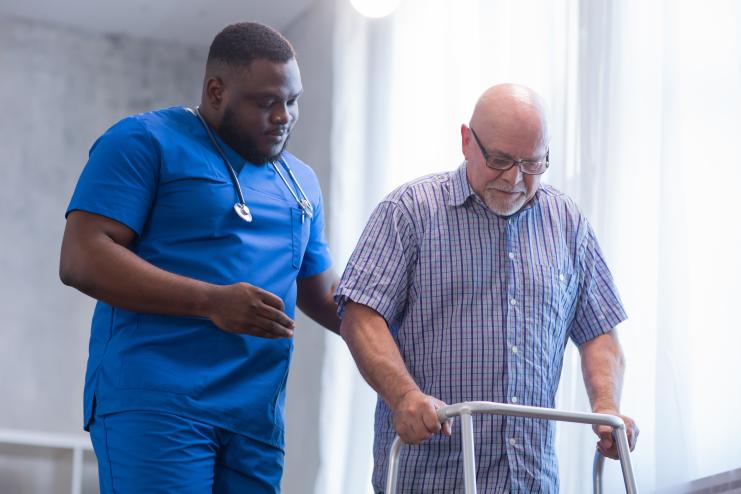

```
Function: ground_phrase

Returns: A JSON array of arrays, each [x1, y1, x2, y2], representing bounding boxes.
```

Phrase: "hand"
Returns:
[[206, 282, 295, 338], [592, 411, 639, 460], [392, 389, 452, 444]]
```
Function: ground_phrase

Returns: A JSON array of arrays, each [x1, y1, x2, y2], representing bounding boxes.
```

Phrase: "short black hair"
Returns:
[[207, 22, 296, 70]]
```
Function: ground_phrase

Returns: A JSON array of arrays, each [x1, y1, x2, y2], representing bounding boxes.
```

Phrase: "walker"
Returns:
[[385, 401, 638, 493]]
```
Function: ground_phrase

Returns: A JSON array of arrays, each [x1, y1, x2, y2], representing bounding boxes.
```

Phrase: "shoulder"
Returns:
[[280, 151, 324, 200], [536, 183, 593, 240], [126, 106, 193, 141], [537, 183, 583, 217], [97, 107, 188, 149], [381, 171, 454, 216]]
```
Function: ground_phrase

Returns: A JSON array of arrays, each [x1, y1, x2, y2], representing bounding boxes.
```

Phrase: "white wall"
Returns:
[[0, 4, 336, 491]]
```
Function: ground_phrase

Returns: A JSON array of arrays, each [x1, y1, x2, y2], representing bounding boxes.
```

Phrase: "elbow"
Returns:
[[59, 249, 74, 286], [59, 252, 88, 289], [59, 258, 79, 287]]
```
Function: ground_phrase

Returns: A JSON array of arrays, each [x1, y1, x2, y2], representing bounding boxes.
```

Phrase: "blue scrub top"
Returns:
[[67, 107, 332, 449]]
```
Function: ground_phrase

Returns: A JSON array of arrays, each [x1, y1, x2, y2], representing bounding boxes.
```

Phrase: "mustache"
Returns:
[[487, 184, 526, 193]]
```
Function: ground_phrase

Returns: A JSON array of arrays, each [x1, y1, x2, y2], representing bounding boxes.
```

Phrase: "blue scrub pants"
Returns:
[[88, 410, 283, 494]]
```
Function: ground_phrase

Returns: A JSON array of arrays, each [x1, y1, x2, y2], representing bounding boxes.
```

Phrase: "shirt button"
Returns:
[[510, 298, 517, 306], [559, 273, 565, 281], [508, 252, 515, 260], [511, 346, 518, 354], [509, 438, 517, 446], [511, 396, 518, 404]]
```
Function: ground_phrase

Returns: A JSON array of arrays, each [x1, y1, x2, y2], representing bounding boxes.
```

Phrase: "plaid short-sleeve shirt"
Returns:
[[335, 163, 627, 493]]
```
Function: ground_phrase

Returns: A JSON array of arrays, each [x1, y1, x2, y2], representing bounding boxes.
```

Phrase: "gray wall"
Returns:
[[0, 13, 205, 436], [0, 5, 335, 492]]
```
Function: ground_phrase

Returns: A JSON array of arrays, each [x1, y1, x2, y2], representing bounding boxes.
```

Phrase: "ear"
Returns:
[[204, 76, 227, 111], [461, 124, 472, 161]]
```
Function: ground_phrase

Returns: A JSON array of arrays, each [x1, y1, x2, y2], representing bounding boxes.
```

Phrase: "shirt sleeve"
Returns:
[[298, 185, 333, 279], [568, 221, 628, 345], [66, 116, 159, 235], [334, 200, 418, 327]]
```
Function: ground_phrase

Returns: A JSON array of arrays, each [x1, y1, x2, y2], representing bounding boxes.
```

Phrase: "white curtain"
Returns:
[[320, 0, 741, 492]]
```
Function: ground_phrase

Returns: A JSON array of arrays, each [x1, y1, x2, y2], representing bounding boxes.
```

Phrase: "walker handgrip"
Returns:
[[386, 401, 638, 494]]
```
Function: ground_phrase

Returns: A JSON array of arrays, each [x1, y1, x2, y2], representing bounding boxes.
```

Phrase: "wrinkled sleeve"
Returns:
[[568, 221, 628, 345], [66, 116, 159, 235], [334, 201, 418, 329]]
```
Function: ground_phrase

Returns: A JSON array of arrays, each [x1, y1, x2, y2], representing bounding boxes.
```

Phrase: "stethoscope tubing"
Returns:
[[189, 106, 313, 221]]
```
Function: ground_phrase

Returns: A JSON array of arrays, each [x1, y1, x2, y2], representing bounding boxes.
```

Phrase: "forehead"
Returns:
[[477, 123, 548, 160], [229, 58, 302, 96]]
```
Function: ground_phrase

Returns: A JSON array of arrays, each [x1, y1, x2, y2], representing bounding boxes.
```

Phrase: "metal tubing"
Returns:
[[593, 450, 605, 494], [613, 426, 638, 494], [459, 410, 477, 494], [385, 436, 403, 494], [385, 401, 638, 494]]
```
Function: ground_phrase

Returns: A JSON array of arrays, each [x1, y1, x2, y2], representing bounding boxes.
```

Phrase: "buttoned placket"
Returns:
[[504, 215, 521, 471]]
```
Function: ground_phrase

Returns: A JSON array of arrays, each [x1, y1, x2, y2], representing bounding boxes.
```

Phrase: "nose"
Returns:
[[498, 162, 523, 185], [271, 103, 290, 126]]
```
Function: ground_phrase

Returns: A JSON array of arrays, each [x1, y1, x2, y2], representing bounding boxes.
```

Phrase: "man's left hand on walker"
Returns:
[[592, 411, 639, 459]]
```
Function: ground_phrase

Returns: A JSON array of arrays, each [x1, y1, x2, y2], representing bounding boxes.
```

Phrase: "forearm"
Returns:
[[340, 302, 419, 409], [580, 330, 625, 412], [302, 300, 340, 334], [297, 270, 341, 334], [61, 229, 214, 317]]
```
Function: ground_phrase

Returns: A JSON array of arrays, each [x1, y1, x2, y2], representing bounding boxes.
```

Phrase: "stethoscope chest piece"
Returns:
[[233, 202, 253, 223]]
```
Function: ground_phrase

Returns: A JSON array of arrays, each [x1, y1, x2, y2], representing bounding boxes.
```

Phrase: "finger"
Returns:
[[628, 424, 639, 450], [441, 419, 452, 436], [253, 327, 292, 339], [258, 289, 286, 311], [259, 305, 295, 328], [253, 316, 294, 337], [599, 446, 618, 460], [400, 422, 422, 444], [421, 409, 442, 434]]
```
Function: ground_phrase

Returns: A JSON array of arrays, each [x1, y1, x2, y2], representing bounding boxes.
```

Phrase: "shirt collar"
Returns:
[[187, 107, 250, 171], [448, 161, 477, 207]]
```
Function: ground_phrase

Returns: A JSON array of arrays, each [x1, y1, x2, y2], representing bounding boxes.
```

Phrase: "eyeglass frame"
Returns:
[[469, 127, 550, 176]]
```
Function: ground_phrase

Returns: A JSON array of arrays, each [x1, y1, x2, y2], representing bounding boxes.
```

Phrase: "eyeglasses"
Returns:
[[470, 127, 549, 175]]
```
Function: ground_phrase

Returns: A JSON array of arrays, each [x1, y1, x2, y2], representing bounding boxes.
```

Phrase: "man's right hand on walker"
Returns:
[[392, 389, 452, 444]]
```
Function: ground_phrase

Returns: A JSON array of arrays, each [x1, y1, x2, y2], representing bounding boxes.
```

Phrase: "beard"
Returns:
[[218, 107, 289, 164]]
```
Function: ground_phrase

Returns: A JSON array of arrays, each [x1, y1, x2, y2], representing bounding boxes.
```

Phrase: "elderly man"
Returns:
[[335, 84, 638, 493]]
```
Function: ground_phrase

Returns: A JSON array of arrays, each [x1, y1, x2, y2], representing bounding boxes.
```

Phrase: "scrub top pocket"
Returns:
[[291, 207, 311, 268]]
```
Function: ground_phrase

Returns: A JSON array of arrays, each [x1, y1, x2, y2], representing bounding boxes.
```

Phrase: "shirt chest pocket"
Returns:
[[528, 263, 577, 326], [290, 207, 311, 268], [156, 172, 234, 225]]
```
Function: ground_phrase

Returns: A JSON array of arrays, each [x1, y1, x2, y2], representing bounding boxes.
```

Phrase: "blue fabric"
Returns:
[[89, 410, 283, 494], [335, 163, 627, 493], [67, 107, 332, 449]]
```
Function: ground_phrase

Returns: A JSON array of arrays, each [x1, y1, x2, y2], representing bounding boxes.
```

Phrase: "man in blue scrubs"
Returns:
[[59, 22, 339, 493]]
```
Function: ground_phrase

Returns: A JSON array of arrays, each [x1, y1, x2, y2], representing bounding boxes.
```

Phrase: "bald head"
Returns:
[[470, 83, 550, 151], [462, 84, 550, 216]]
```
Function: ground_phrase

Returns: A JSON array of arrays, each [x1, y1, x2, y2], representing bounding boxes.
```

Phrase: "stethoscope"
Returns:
[[188, 106, 314, 224]]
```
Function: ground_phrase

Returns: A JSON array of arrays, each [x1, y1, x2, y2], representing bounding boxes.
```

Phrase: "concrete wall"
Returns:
[[0, 14, 206, 492], [0, 4, 335, 491]]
